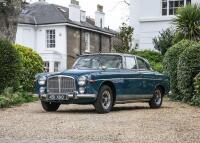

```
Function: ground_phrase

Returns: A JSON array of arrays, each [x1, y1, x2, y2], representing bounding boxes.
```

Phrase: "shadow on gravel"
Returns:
[[54, 106, 171, 114], [34, 105, 171, 114]]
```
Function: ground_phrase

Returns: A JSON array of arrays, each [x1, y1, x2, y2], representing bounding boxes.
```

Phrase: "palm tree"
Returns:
[[174, 4, 200, 41]]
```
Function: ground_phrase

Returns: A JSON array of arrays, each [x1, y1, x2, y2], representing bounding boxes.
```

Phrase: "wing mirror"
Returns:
[[101, 66, 107, 70]]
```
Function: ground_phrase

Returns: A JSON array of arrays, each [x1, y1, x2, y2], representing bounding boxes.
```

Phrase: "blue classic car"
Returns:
[[36, 53, 170, 113]]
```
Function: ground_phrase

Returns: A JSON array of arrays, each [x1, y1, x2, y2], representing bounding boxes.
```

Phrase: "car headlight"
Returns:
[[38, 76, 46, 85], [40, 87, 46, 94], [78, 76, 87, 86]]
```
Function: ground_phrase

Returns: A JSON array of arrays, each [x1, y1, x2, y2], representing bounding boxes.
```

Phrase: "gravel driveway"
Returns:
[[0, 99, 200, 143]]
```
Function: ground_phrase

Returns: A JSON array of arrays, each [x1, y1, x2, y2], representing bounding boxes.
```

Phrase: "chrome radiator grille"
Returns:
[[47, 76, 75, 94]]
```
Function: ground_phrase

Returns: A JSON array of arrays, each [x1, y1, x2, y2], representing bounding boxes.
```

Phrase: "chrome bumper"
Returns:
[[39, 93, 97, 100]]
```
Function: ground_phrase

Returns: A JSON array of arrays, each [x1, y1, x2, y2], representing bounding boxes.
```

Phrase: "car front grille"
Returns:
[[47, 76, 76, 94]]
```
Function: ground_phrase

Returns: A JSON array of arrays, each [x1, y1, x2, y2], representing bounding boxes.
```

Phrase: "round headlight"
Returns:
[[40, 87, 46, 94], [78, 76, 87, 86], [79, 87, 85, 94], [38, 76, 46, 85]]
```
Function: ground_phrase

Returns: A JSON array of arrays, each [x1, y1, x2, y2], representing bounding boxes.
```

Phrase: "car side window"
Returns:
[[125, 57, 137, 69], [137, 58, 150, 70]]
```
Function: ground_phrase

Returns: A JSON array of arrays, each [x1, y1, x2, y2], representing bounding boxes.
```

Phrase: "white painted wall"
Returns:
[[16, 25, 67, 72], [16, 25, 36, 50], [130, 0, 200, 50]]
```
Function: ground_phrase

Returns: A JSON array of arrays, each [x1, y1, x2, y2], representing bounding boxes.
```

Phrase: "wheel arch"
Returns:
[[99, 81, 117, 103], [155, 84, 165, 95]]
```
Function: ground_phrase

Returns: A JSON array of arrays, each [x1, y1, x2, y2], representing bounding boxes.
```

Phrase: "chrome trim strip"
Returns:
[[116, 99, 150, 104], [116, 94, 153, 101], [95, 78, 163, 81]]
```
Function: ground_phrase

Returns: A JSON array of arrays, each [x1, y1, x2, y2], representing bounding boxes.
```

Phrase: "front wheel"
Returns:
[[41, 101, 60, 112], [94, 85, 113, 113], [149, 88, 163, 109]]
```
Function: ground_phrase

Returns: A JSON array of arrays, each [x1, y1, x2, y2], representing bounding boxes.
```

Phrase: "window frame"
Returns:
[[54, 61, 60, 72], [44, 61, 50, 72], [124, 56, 138, 70], [161, 0, 188, 16], [85, 32, 90, 53], [46, 29, 56, 48], [136, 57, 151, 71]]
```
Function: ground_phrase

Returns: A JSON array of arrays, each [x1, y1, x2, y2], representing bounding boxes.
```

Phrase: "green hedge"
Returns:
[[14, 45, 44, 92], [163, 40, 194, 100], [131, 50, 163, 72], [177, 43, 200, 102], [0, 40, 22, 93], [192, 73, 200, 106]]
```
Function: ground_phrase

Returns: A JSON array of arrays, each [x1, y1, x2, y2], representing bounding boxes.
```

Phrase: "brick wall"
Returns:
[[67, 26, 113, 69]]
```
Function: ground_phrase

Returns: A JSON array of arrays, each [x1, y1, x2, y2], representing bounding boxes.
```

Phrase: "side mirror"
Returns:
[[101, 66, 107, 70]]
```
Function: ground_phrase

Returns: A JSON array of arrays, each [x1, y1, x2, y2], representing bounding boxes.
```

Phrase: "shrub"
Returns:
[[163, 40, 194, 100], [0, 87, 38, 108], [174, 4, 200, 41], [177, 43, 200, 102], [153, 28, 175, 55], [192, 73, 200, 106], [0, 39, 22, 93], [131, 50, 163, 72], [14, 44, 44, 92]]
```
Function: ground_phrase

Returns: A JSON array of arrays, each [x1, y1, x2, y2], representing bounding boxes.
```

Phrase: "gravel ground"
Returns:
[[0, 100, 200, 143]]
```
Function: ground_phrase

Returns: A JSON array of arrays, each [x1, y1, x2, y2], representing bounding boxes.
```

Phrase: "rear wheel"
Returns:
[[94, 85, 113, 113], [149, 88, 163, 109], [41, 101, 60, 112]]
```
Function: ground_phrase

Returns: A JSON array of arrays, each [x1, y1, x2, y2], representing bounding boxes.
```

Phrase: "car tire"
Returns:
[[94, 85, 113, 113], [41, 101, 60, 112], [149, 88, 163, 109]]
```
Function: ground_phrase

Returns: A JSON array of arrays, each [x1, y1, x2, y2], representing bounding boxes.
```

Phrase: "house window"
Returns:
[[162, 0, 167, 15], [46, 29, 55, 48], [85, 32, 90, 53], [54, 62, 60, 72], [162, 0, 189, 16], [44, 61, 50, 72], [169, 0, 184, 15]]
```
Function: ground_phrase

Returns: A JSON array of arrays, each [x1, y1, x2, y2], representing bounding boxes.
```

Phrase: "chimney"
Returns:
[[95, 4, 105, 28], [80, 10, 86, 22], [69, 0, 81, 22]]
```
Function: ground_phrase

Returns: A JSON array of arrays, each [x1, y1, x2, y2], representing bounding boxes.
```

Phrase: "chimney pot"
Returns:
[[97, 4, 103, 12], [71, 0, 79, 6]]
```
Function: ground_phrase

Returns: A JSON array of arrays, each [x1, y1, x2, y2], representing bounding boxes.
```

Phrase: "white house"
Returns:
[[130, 0, 200, 50], [16, 0, 116, 72]]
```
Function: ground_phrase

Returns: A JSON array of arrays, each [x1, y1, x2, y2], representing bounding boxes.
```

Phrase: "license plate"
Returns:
[[47, 94, 68, 100]]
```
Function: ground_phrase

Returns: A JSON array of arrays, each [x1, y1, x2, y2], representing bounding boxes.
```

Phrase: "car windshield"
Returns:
[[73, 55, 123, 69]]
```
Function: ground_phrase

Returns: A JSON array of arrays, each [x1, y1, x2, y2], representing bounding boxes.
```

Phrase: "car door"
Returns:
[[119, 56, 143, 100], [136, 57, 156, 96]]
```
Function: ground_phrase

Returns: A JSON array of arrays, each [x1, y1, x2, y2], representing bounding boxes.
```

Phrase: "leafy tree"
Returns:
[[174, 4, 200, 41], [0, 0, 25, 42], [114, 23, 134, 53], [153, 28, 175, 55]]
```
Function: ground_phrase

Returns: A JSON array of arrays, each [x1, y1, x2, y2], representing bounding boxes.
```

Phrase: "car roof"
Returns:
[[81, 53, 134, 57]]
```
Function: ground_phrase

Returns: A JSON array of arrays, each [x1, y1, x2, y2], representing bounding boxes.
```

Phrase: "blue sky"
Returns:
[[28, 0, 130, 30]]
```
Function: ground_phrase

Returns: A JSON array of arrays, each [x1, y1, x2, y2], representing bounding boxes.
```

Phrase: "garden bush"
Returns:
[[163, 40, 195, 100], [0, 39, 22, 93], [14, 44, 44, 92], [131, 50, 163, 72], [177, 43, 200, 102], [0, 87, 38, 108], [192, 73, 200, 106]]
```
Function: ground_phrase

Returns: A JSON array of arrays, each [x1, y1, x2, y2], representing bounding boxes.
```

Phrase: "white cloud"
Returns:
[[28, 0, 130, 30]]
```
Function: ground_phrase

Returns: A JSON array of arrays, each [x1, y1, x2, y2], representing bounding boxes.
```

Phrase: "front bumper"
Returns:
[[39, 92, 97, 101]]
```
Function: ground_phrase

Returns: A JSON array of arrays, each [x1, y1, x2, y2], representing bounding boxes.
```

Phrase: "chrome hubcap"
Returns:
[[154, 89, 162, 105], [101, 90, 111, 110]]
